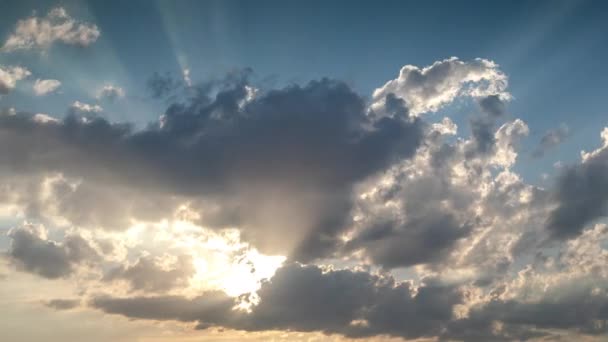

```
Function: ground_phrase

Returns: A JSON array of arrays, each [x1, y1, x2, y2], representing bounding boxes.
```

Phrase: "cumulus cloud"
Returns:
[[97, 85, 125, 101], [343, 96, 531, 271], [1, 7, 100, 52], [372, 57, 509, 116], [33, 79, 61, 95], [0, 66, 31, 94]]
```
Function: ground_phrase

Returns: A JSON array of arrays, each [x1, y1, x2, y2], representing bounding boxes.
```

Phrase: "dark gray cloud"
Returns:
[[0, 76, 424, 262], [546, 151, 608, 239], [92, 263, 462, 340], [86, 263, 608, 341], [346, 138, 478, 269], [103, 255, 195, 292], [92, 291, 235, 326], [347, 214, 470, 269], [446, 281, 608, 341], [532, 124, 570, 158], [478, 94, 507, 118], [6, 225, 98, 279], [467, 116, 497, 157], [465, 95, 509, 159]]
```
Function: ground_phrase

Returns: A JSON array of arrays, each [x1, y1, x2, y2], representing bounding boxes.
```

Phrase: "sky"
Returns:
[[1, 0, 608, 341]]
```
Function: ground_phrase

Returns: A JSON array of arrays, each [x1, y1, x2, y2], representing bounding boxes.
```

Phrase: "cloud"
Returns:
[[6, 224, 98, 279], [4, 58, 608, 341], [446, 273, 608, 340], [103, 255, 195, 292], [546, 128, 608, 239], [97, 85, 125, 101], [478, 94, 508, 117], [91, 263, 462, 340], [532, 123, 570, 158], [2, 7, 100, 52], [33, 79, 61, 96], [0, 76, 424, 262], [0, 66, 31, 94], [44, 299, 80, 310], [344, 104, 530, 271], [32, 113, 59, 123], [372, 57, 509, 116], [91, 291, 236, 326], [182, 68, 192, 87], [347, 212, 471, 269], [69, 101, 103, 115], [465, 95, 519, 160]]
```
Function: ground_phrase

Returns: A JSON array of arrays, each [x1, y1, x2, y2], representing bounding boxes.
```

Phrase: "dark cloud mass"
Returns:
[[465, 95, 509, 159], [446, 277, 608, 341], [347, 213, 471, 269], [546, 148, 608, 239], [0, 77, 424, 261], [92, 263, 463, 340], [6, 225, 97, 279], [478, 94, 507, 118]]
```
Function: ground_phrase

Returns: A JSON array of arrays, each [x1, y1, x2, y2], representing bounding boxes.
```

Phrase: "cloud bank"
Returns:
[[2, 57, 608, 341]]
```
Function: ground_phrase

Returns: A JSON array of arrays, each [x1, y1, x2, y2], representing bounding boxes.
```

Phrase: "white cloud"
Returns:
[[33, 79, 61, 96], [97, 85, 125, 101], [372, 57, 510, 116], [491, 119, 530, 168], [32, 113, 59, 124], [70, 101, 103, 114], [581, 126, 608, 162], [182, 68, 192, 87], [2, 7, 100, 52], [431, 117, 458, 135], [0, 66, 31, 94]]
